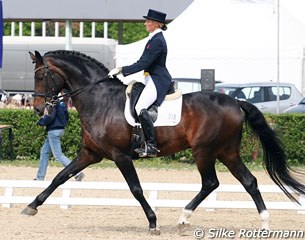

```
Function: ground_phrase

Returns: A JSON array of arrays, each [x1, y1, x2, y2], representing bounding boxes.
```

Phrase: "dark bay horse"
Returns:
[[22, 50, 305, 235]]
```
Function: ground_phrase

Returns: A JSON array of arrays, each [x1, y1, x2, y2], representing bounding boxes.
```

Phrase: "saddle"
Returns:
[[126, 81, 180, 123], [125, 81, 183, 159]]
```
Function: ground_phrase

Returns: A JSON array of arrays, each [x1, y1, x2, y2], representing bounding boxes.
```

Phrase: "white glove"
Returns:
[[108, 67, 122, 78]]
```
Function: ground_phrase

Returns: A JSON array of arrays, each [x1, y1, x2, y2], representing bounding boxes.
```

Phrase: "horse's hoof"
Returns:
[[178, 223, 191, 236], [21, 206, 38, 216], [149, 227, 161, 235]]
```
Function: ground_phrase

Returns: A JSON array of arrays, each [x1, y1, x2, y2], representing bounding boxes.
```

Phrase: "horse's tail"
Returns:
[[238, 100, 305, 203]]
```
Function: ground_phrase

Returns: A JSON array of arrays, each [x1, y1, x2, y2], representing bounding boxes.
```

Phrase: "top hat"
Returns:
[[143, 9, 166, 24]]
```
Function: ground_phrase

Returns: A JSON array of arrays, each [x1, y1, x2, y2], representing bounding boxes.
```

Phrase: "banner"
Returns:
[[0, 0, 3, 68]]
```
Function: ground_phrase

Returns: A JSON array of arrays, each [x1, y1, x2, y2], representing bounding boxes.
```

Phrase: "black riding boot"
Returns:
[[135, 109, 158, 158]]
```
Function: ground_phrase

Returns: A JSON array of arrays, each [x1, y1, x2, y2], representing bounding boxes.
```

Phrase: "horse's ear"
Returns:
[[29, 51, 36, 63], [33, 50, 43, 64]]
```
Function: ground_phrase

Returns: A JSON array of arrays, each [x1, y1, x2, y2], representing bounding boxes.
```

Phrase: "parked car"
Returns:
[[283, 98, 305, 113], [0, 89, 8, 102], [173, 78, 222, 94], [215, 82, 303, 113]]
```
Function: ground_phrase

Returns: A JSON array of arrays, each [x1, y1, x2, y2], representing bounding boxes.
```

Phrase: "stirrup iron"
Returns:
[[135, 142, 160, 158]]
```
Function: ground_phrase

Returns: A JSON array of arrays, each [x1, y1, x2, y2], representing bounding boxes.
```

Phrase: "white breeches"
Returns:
[[135, 75, 157, 116]]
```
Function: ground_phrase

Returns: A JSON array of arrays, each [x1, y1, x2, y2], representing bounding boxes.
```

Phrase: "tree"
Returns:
[[4, 21, 148, 44]]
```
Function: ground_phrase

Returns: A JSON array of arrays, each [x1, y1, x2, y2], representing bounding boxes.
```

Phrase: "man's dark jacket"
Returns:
[[37, 102, 69, 132]]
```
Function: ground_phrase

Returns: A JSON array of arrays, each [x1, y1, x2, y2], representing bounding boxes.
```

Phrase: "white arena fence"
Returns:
[[0, 180, 304, 213]]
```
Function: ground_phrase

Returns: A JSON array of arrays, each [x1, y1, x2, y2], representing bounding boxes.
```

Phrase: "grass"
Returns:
[[1, 156, 303, 172], [0, 157, 267, 171]]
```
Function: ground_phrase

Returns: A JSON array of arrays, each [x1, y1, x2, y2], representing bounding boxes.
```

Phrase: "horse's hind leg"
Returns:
[[220, 154, 269, 229], [114, 157, 160, 235], [178, 154, 219, 233]]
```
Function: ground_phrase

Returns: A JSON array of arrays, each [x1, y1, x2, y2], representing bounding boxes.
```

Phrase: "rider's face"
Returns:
[[144, 19, 159, 33]]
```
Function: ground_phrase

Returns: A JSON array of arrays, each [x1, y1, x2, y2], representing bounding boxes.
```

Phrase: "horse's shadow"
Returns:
[[68, 222, 195, 237]]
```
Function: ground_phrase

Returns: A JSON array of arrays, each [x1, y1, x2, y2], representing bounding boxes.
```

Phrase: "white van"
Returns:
[[215, 82, 303, 113], [1, 36, 117, 93]]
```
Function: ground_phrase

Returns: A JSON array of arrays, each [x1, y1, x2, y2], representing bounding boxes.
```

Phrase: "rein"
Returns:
[[33, 56, 110, 102], [59, 75, 110, 100]]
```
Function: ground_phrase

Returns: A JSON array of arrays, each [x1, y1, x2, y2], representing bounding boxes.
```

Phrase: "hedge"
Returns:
[[0, 109, 81, 160], [0, 109, 304, 165]]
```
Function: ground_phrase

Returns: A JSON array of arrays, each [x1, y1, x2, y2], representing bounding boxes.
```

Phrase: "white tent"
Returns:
[[116, 0, 305, 94]]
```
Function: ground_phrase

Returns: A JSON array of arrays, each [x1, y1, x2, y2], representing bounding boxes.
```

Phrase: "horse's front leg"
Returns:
[[21, 150, 99, 215], [114, 155, 160, 235]]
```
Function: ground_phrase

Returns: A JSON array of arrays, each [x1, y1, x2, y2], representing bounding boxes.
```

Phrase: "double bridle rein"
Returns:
[[33, 56, 110, 105]]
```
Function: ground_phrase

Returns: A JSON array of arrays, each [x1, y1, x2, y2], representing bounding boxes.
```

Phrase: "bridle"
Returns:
[[33, 56, 111, 105], [33, 57, 58, 105]]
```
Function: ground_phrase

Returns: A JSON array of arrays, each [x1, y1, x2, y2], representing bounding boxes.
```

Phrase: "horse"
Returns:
[[22, 50, 305, 235]]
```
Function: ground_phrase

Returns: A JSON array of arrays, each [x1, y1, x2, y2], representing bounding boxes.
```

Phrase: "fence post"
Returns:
[[3, 187, 13, 208], [297, 194, 305, 214], [60, 188, 72, 209], [206, 191, 217, 211], [149, 190, 158, 211]]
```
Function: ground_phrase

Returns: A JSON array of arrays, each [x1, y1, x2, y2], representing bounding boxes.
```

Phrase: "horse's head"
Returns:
[[29, 51, 65, 115]]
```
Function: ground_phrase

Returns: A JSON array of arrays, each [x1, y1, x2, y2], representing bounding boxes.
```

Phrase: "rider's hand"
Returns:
[[108, 67, 122, 78]]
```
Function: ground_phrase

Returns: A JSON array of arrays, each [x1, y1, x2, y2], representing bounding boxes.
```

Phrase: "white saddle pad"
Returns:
[[124, 94, 183, 127]]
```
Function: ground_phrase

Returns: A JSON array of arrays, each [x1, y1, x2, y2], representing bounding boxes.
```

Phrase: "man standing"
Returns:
[[34, 100, 85, 181]]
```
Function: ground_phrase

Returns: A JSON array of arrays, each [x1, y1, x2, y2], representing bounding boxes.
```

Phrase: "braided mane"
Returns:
[[45, 50, 109, 72]]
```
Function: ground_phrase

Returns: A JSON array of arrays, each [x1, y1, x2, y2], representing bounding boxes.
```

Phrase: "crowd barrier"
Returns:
[[0, 180, 304, 213]]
